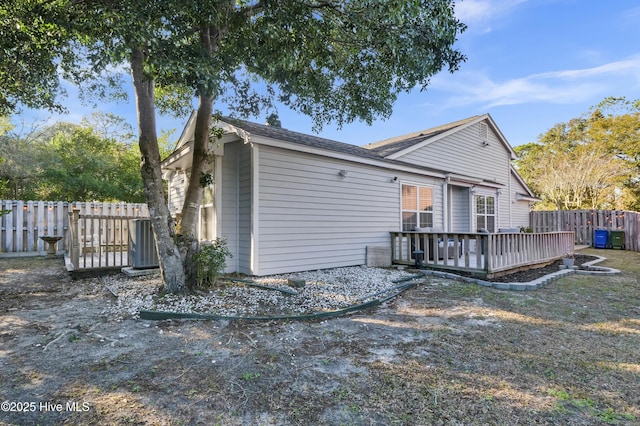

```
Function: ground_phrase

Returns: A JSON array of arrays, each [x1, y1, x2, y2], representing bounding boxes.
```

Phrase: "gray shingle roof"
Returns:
[[220, 116, 484, 179], [222, 117, 388, 162]]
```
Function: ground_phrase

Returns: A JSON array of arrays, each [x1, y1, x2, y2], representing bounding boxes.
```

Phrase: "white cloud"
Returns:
[[623, 5, 640, 19], [431, 55, 640, 109], [543, 57, 640, 79], [454, 0, 528, 30]]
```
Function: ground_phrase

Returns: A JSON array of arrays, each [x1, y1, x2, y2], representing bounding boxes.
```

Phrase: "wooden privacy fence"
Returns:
[[530, 210, 640, 252], [0, 200, 149, 254]]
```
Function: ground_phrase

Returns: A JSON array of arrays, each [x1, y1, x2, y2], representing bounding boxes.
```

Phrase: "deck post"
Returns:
[[484, 234, 492, 273]]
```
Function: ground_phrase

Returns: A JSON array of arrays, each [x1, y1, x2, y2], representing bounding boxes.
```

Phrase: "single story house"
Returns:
[[161, 113, 539, 275]]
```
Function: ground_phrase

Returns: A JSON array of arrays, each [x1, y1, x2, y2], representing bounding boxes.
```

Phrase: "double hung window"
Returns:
[[475, 195, 495, 232], [401, 184, 433, 231]]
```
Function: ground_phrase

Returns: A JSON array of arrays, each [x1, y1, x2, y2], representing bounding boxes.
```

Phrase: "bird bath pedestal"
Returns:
[[40, 236, 63, 258]]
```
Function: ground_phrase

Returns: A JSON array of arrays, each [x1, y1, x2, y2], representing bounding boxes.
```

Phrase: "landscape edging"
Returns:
[[421, 254, 621, 291]]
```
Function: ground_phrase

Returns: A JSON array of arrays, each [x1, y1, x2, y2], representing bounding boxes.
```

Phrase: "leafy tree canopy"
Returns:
[[0, 0, 78, 115], [56, 0, 467, 129]]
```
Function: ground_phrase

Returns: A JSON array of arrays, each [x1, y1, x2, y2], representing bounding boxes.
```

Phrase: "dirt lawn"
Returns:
[[1, 248, 639, 425]]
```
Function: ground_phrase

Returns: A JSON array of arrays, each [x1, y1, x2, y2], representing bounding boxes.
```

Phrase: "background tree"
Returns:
[[584, 97, 640, 210], [36, 124, 146, 202], [0, 117, 145, 202], [0, 116, 13, 196], [514, 97, 638, 210], [0, 118, 48, 200]]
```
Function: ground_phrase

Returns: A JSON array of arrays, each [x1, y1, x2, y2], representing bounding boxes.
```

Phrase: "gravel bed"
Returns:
[[101, 266, 417, 320]]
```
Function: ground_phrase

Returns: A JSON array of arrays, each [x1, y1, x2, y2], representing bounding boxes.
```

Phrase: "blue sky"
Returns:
[[21, 0, 640, 148]]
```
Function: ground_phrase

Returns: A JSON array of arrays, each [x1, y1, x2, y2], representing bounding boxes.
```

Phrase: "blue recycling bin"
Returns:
[[593, 229, 609, 249]]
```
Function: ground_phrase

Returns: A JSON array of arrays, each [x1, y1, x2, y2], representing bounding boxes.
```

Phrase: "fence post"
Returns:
[[4, 200, 13, 252], [69, 209, 80, 270], [15, 201, 23, 252]]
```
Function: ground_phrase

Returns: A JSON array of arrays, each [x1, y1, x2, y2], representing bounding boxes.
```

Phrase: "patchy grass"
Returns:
[[0, 249, 638, 425]]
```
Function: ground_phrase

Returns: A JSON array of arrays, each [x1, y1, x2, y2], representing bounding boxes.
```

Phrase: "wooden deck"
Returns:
[[391, 231, 575, 278]]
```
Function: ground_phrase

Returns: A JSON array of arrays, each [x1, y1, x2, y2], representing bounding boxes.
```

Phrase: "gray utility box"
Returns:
[[128, 218, 159, 269]]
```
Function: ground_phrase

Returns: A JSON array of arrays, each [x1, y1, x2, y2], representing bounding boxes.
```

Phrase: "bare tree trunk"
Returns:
[[131, 46, 186, 294], [176, 24, 221, 289], [178, 93, 214, 288], [180, 94, 213, 238]]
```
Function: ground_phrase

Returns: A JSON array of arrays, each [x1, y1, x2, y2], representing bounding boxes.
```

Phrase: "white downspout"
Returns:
[[470, 186, 476, 232], [442, 176, 449, 232], [507, 160, 513, 227], [250, 143, 260, 275], [214, 155, 223, 239]]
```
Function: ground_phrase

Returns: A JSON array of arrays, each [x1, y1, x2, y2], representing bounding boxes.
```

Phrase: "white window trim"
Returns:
[[474, 194, 496, 232], [400, 182, 435, 231]]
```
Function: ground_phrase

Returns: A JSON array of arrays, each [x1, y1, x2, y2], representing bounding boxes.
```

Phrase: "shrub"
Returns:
[[191, 238, 232, 289]]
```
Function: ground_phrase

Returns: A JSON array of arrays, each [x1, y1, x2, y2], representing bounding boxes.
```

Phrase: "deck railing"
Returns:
[[68, 210, 140, 271], [391, 231, 575, 277]]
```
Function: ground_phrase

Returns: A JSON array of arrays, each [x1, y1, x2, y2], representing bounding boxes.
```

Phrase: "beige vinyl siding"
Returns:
[[167, 171, 187, 215], [511, 201, 531, 229], [255, 145, 441, 275], [396, 123, 511, 186], [510, 173, 534, 229], [237, 142, 252, 274], [498, 191, 511, 229], [220, 141, 240, 272]]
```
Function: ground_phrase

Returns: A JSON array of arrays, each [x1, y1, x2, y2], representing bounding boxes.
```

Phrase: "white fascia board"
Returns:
[[162, 132, 243, 171], [516, 193, 541, 202], [510, 165, 537, 198], [174, 111, 198, 150], [486, 115, 518, 160], [214, 121, 251, 144], [168, 116, 245, 161], [246, 134, 448, 179], [476, 180, 506, 189], [161, 142, 193, 170], [175, 116, 248, 149], [446, 174, 484, 186]]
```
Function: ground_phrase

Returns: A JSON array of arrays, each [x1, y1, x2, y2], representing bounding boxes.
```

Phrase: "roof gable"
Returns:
[[363, 115, 481, 157], [363, 114, 517, 160]]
